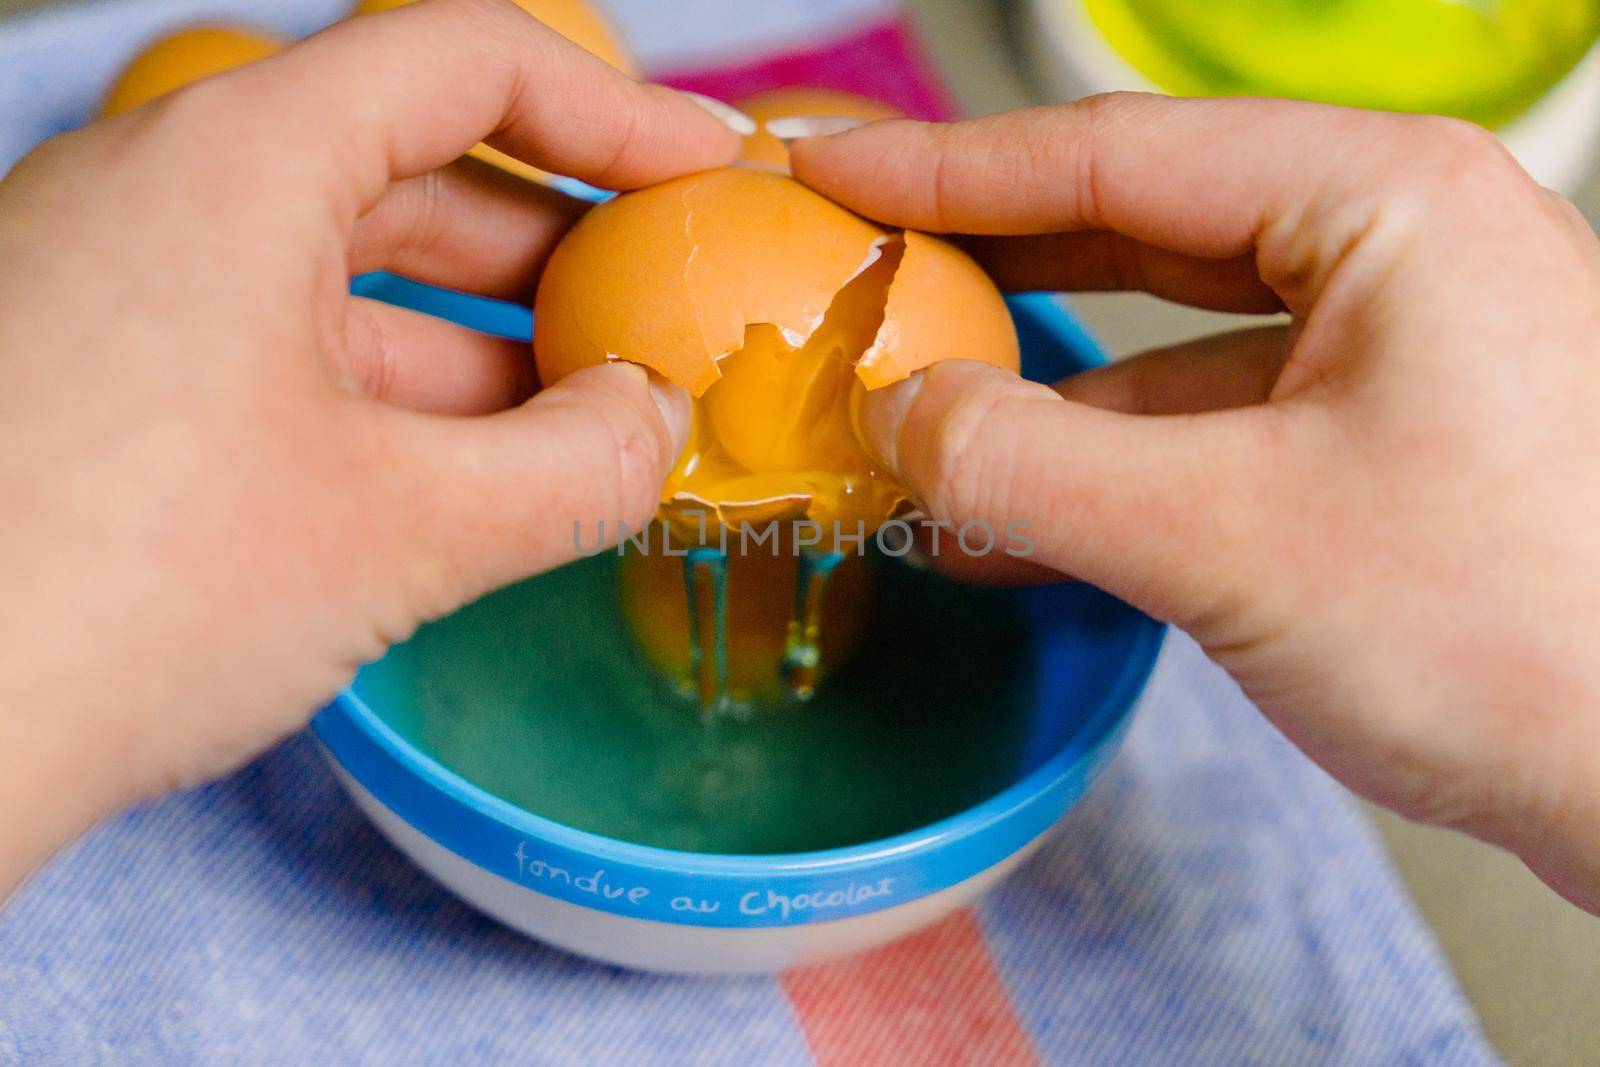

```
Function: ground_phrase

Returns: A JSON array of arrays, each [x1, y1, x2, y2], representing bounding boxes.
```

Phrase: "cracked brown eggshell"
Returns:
[[735, 88, 905, 171], [532, 167, 1020, 397]]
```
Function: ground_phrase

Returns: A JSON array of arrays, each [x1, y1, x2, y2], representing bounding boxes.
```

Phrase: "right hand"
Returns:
[[791, 94, 1600, 914]]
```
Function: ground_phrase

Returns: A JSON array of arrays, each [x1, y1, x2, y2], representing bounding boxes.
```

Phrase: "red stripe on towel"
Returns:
[[781, 909, 1039, 1067]]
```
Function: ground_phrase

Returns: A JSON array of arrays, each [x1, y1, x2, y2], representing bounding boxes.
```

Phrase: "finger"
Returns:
[[1054, 325, 1294, 414], [965, 232, 1283, 314], [348, 156, 587, 302], [790, 95, 1471, 310], [205, 0, 739, 215], [856, 359, 1281, 626], [790, 95, 1366, 240], [888, 326, 1290, 588], [342, 297, 535, 415], [389, 363, 692, 604], [885, 328, 1290, 589]]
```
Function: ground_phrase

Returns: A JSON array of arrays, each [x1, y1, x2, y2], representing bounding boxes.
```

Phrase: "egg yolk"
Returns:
[[627, 242, 903, 708], [659, 237, 909, 543]]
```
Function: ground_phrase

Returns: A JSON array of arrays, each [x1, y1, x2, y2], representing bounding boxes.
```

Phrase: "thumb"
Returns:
[[856, 359, 1277, 627], [390, 363, 690, 614]]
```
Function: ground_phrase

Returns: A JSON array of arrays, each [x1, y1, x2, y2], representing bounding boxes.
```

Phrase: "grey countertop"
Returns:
[[902, 1, 1600, 1063]]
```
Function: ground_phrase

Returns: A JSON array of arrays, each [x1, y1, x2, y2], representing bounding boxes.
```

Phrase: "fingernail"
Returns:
[[681, 91, 757, 137], [648, 376, 693, 455], [856, 372, 926, 472], [765, 115, 870, 143]]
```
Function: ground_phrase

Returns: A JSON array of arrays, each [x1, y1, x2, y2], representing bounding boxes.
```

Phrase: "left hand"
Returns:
[[0, 0, 736, 894]]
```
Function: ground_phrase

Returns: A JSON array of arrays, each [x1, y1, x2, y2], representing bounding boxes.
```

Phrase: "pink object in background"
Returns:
[[656, 16, 960, 121]]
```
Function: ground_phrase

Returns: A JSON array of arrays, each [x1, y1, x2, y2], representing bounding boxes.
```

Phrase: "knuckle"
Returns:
[[468, 0, 520, 20], [1402, 114, 1522, 191], [598, 104, 647, 182], [404, 169, 448, 254], [356, 319, 398, 402], [141, 78, 236, 143], [1068, 93, 1119, 226], [429, 0, 512, 30], [0, 130, 98, 220], [9, 127, 80, 177], [358, 169, 439, 254], [917, 374, 1022, 524], [609, 421, 666, 529], [925, 134, 959, 232], [1072, 89, 1147, 137], [1415, 114, 1503, 159], [1069, 92, 1157, 224], [577, 385, 664, 528], [456, 0, 529, 69], [136, 79, 274, 187], [1364, 115, 1542, 247], [1543, 187, 1588, 228], [1079, 89, 1150, 111]]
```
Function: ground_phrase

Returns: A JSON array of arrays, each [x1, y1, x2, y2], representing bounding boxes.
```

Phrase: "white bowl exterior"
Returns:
[[1022, 0, 1600, 195], [331, 763, 1041, 975]]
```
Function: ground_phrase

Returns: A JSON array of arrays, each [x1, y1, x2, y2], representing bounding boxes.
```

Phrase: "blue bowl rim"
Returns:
[[311, 293, 1168, 927]]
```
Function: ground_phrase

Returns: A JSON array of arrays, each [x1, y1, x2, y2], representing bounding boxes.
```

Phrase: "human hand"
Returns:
[[791, 95, 1600, 913], [0, 0, 738, 892]]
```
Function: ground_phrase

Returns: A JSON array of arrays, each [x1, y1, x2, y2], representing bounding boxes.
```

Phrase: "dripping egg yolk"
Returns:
[[533, 167, 1021, 539]]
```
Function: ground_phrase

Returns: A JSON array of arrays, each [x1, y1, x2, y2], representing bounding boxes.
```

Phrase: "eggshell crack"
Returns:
[[535, 169, 891, 397], [856, 230, 1020, 389], [532, 167, 1020, 536]]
